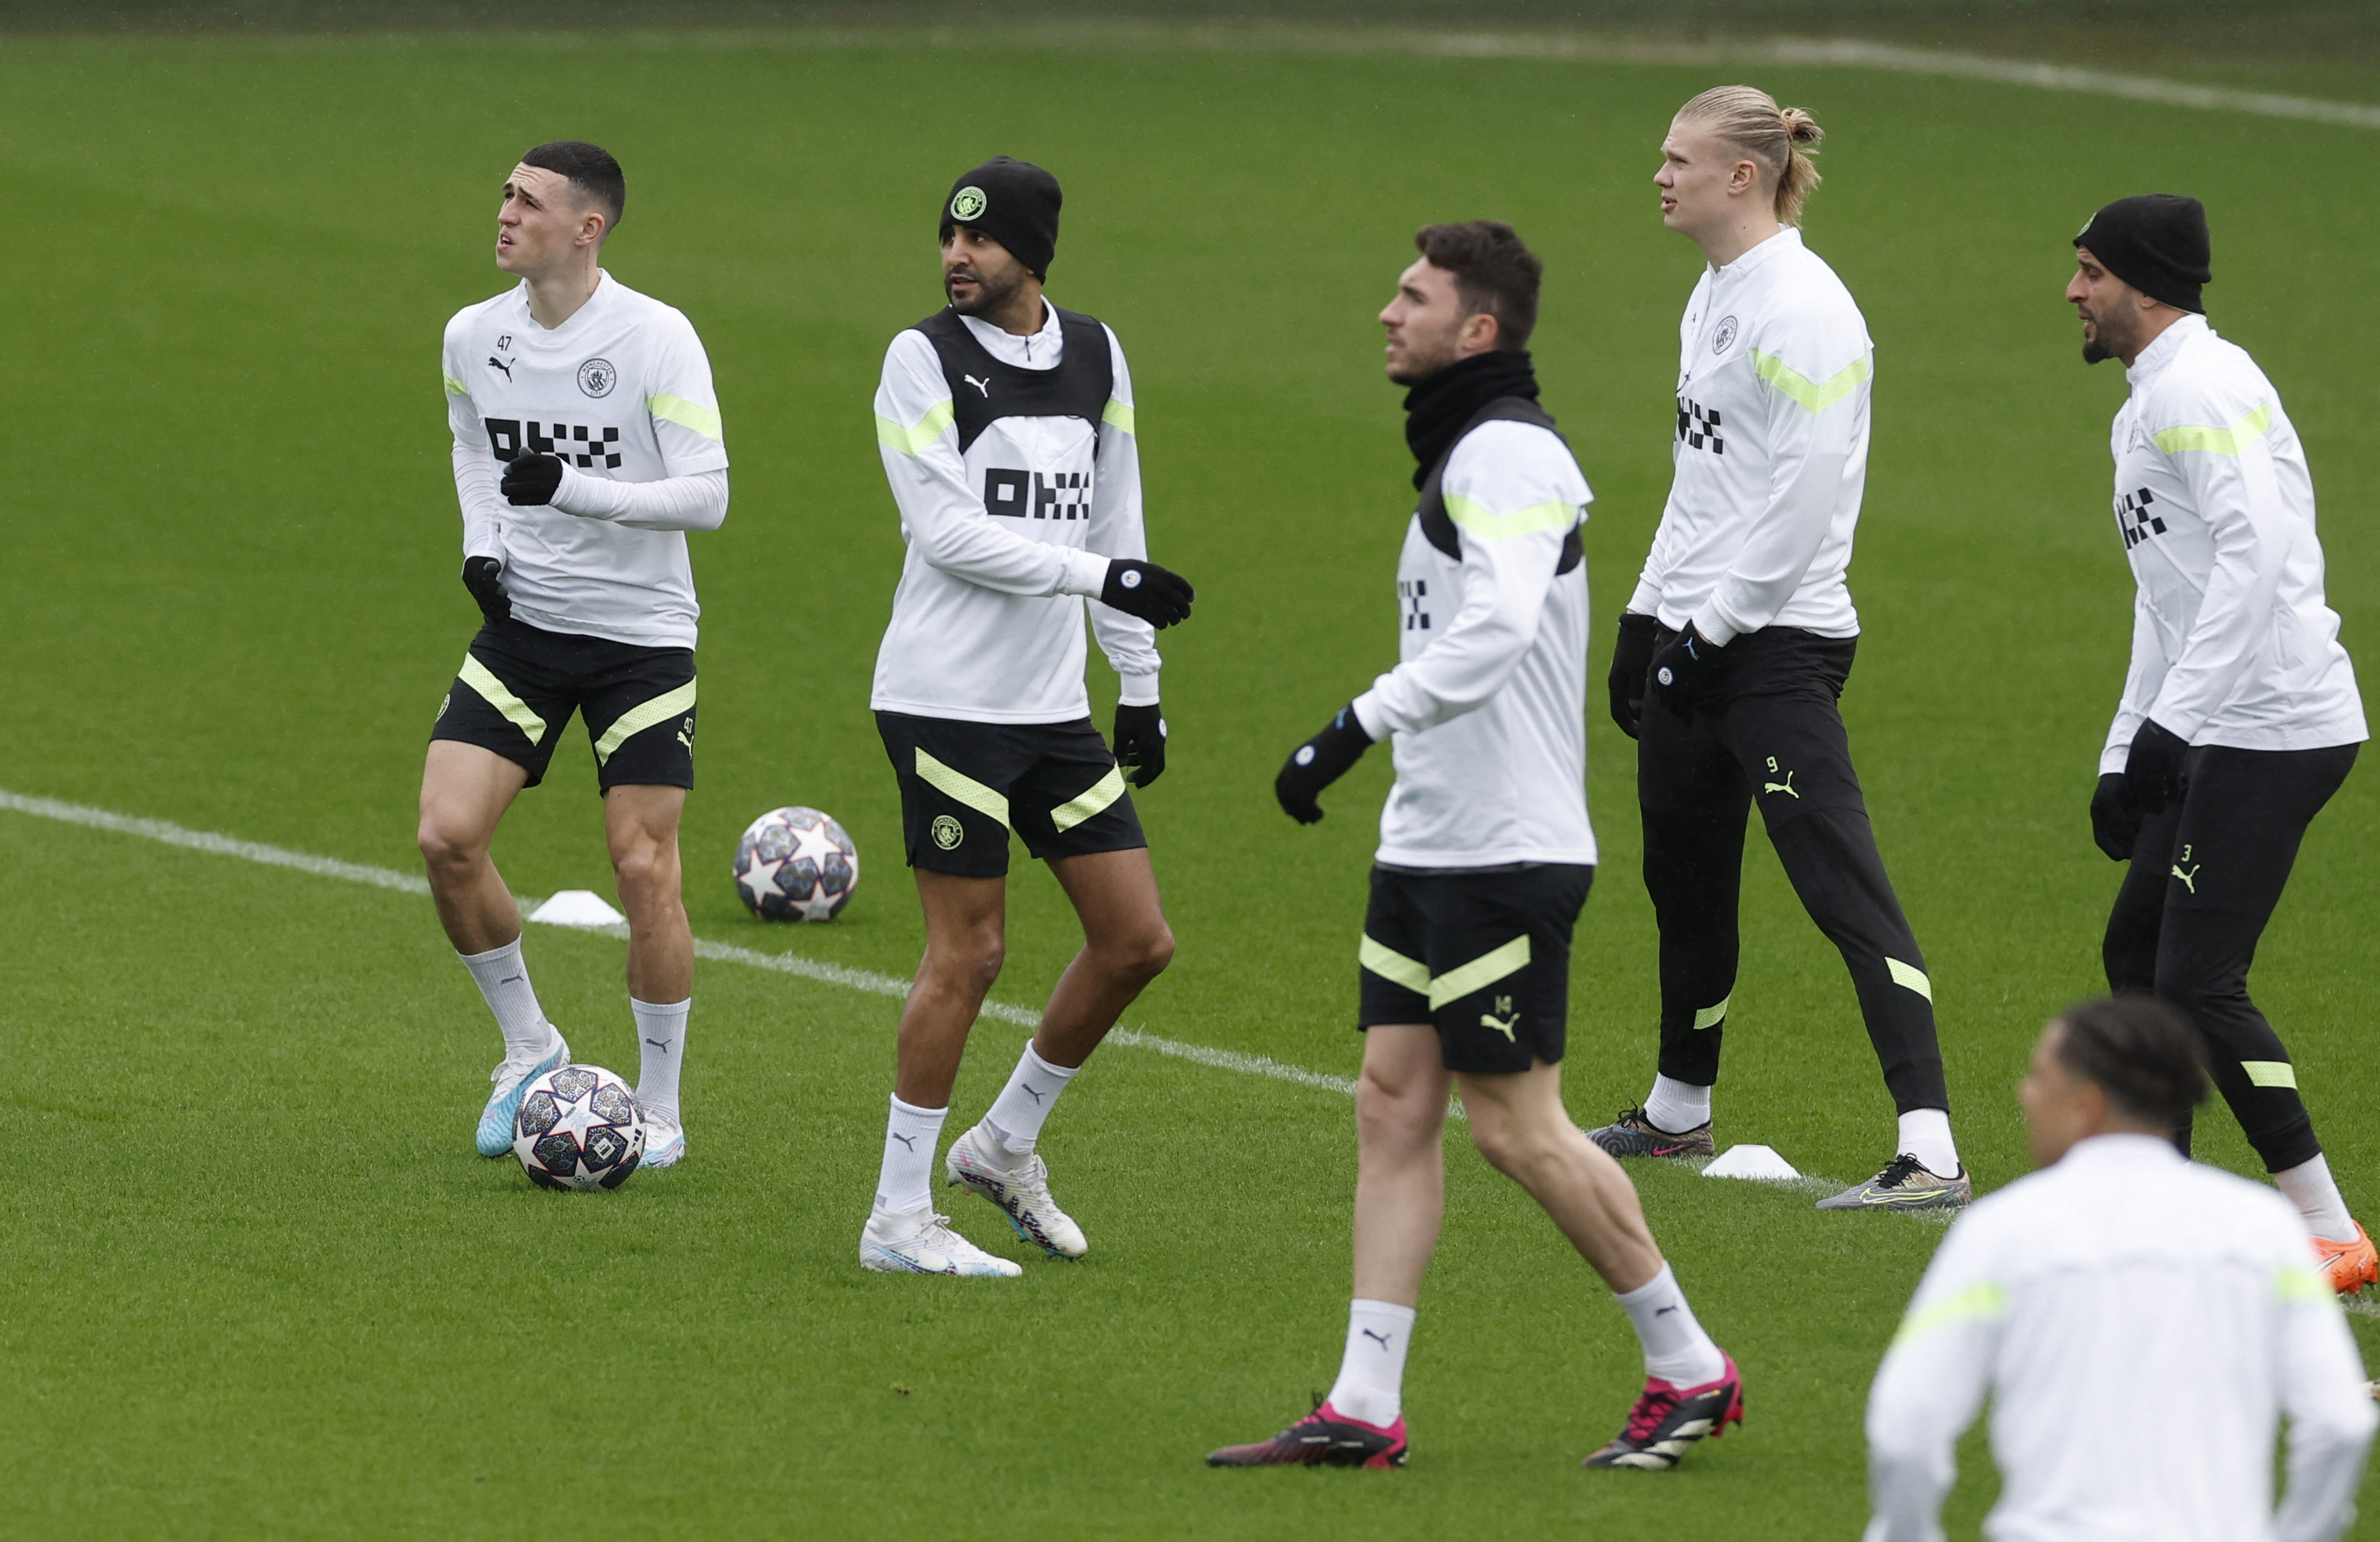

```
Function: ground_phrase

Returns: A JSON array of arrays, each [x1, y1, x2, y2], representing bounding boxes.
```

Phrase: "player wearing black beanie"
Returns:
[[940, 155, 1063, 279], [2074, 194, 2211, 316]]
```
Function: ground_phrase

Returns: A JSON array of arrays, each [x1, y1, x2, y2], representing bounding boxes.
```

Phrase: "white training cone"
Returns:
[[1702, 1143, 1801, 1181], [528, 889, 627, 928]]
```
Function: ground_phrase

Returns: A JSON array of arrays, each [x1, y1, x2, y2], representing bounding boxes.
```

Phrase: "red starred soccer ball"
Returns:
[[733, 806, 860, 922]]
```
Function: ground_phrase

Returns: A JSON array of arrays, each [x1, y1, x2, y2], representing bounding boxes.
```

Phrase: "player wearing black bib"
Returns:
[[858, 157, 1196, 1277]]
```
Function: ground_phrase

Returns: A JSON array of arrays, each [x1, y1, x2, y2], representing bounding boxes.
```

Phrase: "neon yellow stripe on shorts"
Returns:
[[914, 751, 1010, 826], [1050, 766, 1128, 834], [1360, 936, 1430, 997], [1427, 935, 1532, 1011], [457, 655, 547, 744], [592, 680, 698, 766]]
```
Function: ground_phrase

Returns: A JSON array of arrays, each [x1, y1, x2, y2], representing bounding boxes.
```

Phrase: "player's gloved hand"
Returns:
[[2124, 719, 2189, 814], [461, 556, 511, 625], [1100, 559, 1195, 629], [2090, 771, 2142, 861], [1113, 702, 1168, 788], [1648, 622, 1723, 716], [1275, 703, 1372, 824], [500, 451, 566, 507], [1607, 611, 1659, 739]]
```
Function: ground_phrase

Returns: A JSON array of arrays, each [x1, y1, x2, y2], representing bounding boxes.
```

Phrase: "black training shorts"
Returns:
[[1357, 863, 1594, 1074], [875, 711, 1145, 878], [431, 618, 696, 792]]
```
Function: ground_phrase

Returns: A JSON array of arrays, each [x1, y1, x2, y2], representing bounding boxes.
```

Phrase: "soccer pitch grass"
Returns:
[[3, 25, 2378, 1538]]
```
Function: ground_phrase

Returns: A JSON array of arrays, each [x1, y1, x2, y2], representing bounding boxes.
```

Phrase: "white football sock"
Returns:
[[631, 997, 689, 1121], [875, 1095, 949, 1216], [2276, 1153, 2357, 1240], [1324, 1299, 1415, 1428], [983, 1043, 1080, 1160], [1897, 1108, 1961, 1177], [459, 938, 560, 1061], [1615, 1263, 1726, 1386], [1643, 1074, 1711, 1134]]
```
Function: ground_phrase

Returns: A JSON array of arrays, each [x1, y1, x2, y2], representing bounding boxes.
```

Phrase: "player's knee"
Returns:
[[1465, 1105, 1554, 1178], [416, 814, 483, 876], [1355, 1069, 1438, 1145], [930, 937, 1005, 996], [610, 840, 678, 903], [1123, 921, 1175, 981]]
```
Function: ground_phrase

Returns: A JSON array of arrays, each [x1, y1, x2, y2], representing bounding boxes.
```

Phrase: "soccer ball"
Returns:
[[733, 806, 859, 921], [512, 1064, 645, 1191]]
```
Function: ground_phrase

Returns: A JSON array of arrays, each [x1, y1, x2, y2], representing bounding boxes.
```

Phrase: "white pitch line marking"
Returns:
[[0, 786, 1356, 1100]]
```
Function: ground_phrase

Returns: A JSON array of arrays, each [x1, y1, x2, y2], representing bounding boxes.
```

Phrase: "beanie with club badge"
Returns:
[[2074, 194, 2211, 315], [940, 156, 1063, 279]]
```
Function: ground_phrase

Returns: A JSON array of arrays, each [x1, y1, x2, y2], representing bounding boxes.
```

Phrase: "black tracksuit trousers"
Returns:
[[1638, 626, 1949, 1114], [2102, 741, 2357, 1173]]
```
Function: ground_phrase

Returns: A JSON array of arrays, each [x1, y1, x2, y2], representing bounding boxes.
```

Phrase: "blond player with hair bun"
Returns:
[[1591, 87, 1972, 1212]]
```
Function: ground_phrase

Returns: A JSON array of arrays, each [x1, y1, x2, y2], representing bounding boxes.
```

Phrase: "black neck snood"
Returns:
[[1402, 349, 1540, 489]]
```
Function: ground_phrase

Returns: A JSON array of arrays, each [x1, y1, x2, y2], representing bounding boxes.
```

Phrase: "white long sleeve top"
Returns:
[[1352, 419, 1597, 868], [1628, 228, 1869, 645], [441, 272, 728, 649], [868, 301, 1160, 724], [2097, 315, 2365, 771], [1864, 1134, 2374, 1542]]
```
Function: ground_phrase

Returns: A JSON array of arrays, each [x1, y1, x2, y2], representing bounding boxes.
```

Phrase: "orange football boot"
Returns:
[[2312, 1223, 2379, 1296]]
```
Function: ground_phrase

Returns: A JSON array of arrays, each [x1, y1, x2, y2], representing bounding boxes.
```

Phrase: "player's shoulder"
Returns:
[[1445, 416, 1589, 503], [1754, 239, 1870, 350], [443, 283, 523, 343], [598, 276, 705, 344], [2146, 324, 2278, 426]]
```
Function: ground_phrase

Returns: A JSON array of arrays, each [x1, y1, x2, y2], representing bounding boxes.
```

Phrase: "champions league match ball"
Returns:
[[512, 1065, 646, 1191], [733, 806, 859, 921]]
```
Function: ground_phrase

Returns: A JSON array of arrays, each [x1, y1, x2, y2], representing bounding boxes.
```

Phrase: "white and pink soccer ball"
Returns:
[[733, 806, 859, 922]]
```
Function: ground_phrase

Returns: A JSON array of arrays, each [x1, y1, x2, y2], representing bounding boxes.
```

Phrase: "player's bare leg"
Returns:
[[1351, 1024, 1453, 1307], [606, 784, 693, 1165], [1457, 1062, 1662, 1292], [418, 740, 567, 1153], [862, 871, 1022, 1276], [946, 848, 1175, 1260]]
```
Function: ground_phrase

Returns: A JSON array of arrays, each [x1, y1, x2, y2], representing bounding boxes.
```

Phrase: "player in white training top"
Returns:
[[418, 142, 728, 1171], [858, 157, 1196, 1278], [1589, 86, 1969, 1213], [1214, 223, 1742, 1474], [2067, 194, 2374, 1294]]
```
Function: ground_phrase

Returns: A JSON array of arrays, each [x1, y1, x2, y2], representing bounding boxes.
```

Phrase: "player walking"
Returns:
[[1589, 87, 1967, 1211], [2067, 195, 2374, 1293], [860, 156, 1195, 1277], [1212, 223, 1742, 1471], [419, 142, 727, 1169], [1865, 997, 2374, 1541]]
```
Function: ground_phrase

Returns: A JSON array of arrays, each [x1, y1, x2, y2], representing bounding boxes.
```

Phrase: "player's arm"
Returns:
[[2143, 392, 2291, 741], [1862, 1219, 2002, 1542], [2270, 1256, 2379, 1542], [442, 324, 508, 623], [502, 311, 731, 531], [1082, 328, 1170, 786], [1276, 426, 1578, 823]]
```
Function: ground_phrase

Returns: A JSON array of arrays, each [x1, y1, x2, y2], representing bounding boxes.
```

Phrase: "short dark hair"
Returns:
[[521, 141, 626, 234], [2052, 995, 2208, 1128], [1414, 221, 1542, 351]]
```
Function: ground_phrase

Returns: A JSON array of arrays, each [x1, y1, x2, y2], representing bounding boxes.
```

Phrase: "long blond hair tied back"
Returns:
[[1678, 85, 1824, 227]]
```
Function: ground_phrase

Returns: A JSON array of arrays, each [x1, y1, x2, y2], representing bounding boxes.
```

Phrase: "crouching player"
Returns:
[[1210, 223, 1742, 1471]]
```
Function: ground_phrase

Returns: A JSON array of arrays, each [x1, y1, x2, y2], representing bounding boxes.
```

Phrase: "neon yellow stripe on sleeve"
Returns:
[[443, 375, 468, 396], [649, 393, 723, 443], [1102, 398, 1136, 436], [1442, 494, 1576, 542], [875, 400, 956, 457], [1891, 1281, 2005, 1347], [1751, 349, 1871, 413], [2154, 404, 2274, 457]]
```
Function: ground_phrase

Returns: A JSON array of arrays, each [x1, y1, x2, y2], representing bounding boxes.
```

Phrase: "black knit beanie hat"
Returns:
[[939, 156, 1062, 279], [2074, 194, 2211, 315]]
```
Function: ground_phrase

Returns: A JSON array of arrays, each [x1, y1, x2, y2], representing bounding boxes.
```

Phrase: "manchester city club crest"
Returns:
[[1713, 316, 1739, 354], [949, 185, 987, 221], [577, 357, 617, 398]]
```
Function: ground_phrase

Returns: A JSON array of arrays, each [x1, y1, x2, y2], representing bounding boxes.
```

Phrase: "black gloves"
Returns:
[[1100, 559, 1195, 629], [1113, 703, 1167, 788], [1607, 612, 1659, 739], [1648, 623, 1723, 716], [2124, 719, 2189, 814], [1275, 704, 1373, 824], [2090, 771, 2142, 861], [501, 451, 565, 506], [461, 556, 511, 625]]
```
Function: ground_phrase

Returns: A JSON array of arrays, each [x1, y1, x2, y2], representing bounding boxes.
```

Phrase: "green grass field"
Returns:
[[4, 24, 2379, 1538]]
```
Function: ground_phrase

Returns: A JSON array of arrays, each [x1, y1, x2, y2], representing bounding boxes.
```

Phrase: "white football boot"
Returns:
[[475, 1036, 570, 1157], [858, 1207, 1023, 1278], [639, 1103, 686, 1168], [945, 1124, 1088, 1259]]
